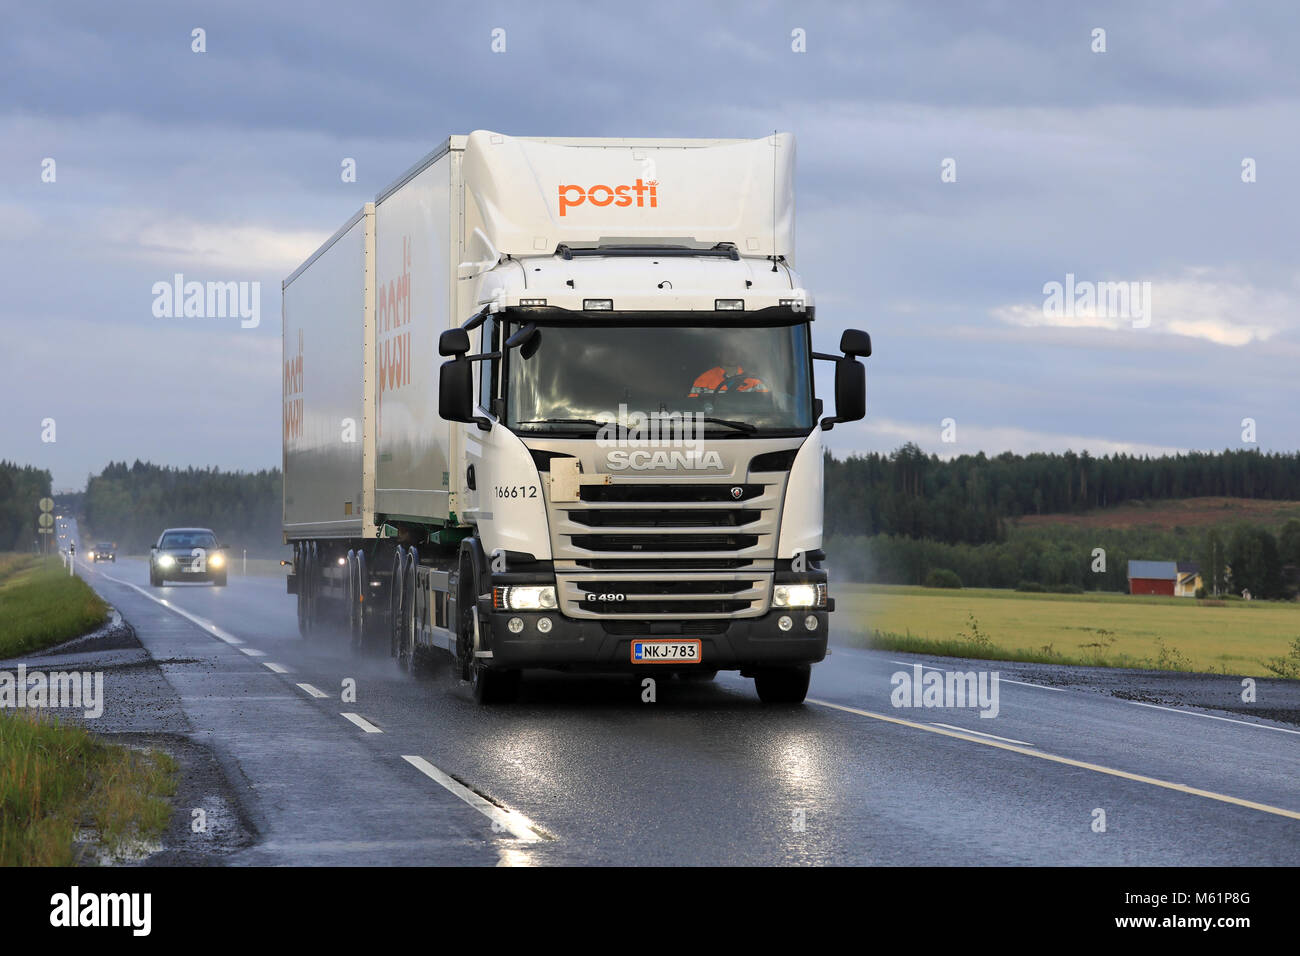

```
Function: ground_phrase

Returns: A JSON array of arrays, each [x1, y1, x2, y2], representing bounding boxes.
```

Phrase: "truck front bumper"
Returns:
[[478, 603, 828, 672]]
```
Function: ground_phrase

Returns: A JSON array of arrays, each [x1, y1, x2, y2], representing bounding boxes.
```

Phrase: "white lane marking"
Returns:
[[808, 697, 1300, 822], [1123, 700, 1300, 736], [341, 712, 383, 734], [263, 662, 289, 674], [297, 683, 328, 699], [888, 659, 1067, 692], [93, 567, 244, 645], [402, 755, 545, 843], [930, 722, 1035, 747], [239, 646, 266, 657]]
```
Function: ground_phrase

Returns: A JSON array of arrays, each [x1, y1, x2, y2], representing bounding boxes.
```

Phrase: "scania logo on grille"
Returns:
[[730, 486, 744, 500]]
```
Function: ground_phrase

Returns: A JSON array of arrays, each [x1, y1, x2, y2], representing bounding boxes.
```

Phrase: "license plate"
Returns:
[[630, 639, 702, 664], [182, 565, 201, 573]]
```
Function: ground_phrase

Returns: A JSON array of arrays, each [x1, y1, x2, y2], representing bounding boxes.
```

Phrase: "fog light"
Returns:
[[778, 615, 793, 632], [537, 617, 553, 633], [804, 615, 818, 631], [507, 617, 524, 634]]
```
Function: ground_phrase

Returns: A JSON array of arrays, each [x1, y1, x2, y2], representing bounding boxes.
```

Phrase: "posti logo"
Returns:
[[284, 328, 303, 441], [377, 236, 413, 435], [558, 179, 659, 216]]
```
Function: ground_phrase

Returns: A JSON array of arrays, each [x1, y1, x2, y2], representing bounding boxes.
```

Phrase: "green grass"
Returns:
[[0, 711, 177, 866], [836, 583, 1300, 677], [0, 552, 177, 864], [0, 555, 108, 658]]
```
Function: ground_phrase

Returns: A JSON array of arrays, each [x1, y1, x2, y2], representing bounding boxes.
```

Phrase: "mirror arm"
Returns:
[[812, 351, 840, 362], [461, 306, 491, 332]]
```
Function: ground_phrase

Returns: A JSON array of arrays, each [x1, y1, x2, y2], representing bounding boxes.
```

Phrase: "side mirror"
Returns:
[[821, 357, 866, 430], [439, 328, 470, 357], [439, 358, 490, 430], [439, 357, 474, 422], [840, 328, 871, 358]]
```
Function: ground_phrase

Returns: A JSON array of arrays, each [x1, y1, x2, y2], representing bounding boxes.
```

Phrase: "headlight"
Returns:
[[492, 586, 557, 611], [87, 551, 95, 559], [209, 553, 225, 568], [157, 554, 175, 568], [773, 583, 826, 608]]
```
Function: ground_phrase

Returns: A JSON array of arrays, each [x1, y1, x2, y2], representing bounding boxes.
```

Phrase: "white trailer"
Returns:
[[282, 131, 870, 703]]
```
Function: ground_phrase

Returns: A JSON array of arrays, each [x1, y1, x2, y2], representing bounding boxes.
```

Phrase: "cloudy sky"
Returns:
[[3, 0, 1297, 490]]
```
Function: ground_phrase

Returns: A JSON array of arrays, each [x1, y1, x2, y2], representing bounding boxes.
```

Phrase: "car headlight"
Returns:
[[492, 586, 557, 611], [157, 554, 175, 568], [209, 553, 225, 568], [773, 583, 826, 608], [87, 551, 95, 559]]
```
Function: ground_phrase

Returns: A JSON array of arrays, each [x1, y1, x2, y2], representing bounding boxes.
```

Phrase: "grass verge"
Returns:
[[0, 555, 108, 658], [0, 711, 177, 865], [0, 551, 177, 864]]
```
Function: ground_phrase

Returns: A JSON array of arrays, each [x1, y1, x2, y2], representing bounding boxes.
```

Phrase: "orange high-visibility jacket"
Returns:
[[689, 365, 768, 397]]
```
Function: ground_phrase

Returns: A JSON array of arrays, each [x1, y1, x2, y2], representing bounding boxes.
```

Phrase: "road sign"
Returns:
[[38, 513, 54, 528], [38, 497, 54, 512]]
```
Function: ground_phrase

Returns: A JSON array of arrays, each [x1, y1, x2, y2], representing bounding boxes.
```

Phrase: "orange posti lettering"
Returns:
[[558, 179, 658, 216]]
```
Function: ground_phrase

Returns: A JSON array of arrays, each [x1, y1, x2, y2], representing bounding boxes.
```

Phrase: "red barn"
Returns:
[[1128, 560, 1177, 596]]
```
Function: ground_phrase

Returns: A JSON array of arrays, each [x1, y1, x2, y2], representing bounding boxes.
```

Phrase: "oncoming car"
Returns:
[[149, 528, 228, 586], [89, 542, 116, 562]]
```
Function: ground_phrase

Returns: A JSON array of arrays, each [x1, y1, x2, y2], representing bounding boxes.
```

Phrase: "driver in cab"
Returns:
[[688, 354, 769, 398]]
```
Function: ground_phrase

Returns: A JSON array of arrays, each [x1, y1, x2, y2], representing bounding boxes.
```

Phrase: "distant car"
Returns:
[[149, 528, 228, 586], [88, 542, 116, 562]]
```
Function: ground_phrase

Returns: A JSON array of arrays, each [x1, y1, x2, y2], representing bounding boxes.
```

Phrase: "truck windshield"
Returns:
[[505, 321, 814, 435]]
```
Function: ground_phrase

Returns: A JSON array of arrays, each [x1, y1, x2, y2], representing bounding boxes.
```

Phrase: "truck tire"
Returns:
[[389, 545, 406, 660], [457, 546, 520, 704], [347, 551, 361, 650], [753, 664, 810, 704], [213, 571, 227, 587], [397, 548, 418, 673], [296, 547, 308, 638]]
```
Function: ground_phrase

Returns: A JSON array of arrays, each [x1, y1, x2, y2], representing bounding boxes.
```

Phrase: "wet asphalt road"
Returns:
[[54, 540, 1300, 866]]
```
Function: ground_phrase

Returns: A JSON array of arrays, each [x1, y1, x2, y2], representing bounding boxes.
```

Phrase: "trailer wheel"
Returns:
[[296, 546, 309, 637], [753, 664, 811, 704], [389, 546, 406, 659], [347, 550, 361, 650], [397, 548, 418, 673]]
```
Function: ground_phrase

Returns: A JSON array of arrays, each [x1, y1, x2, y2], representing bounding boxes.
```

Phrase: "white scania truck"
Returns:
[[282, 131, 869, 703]]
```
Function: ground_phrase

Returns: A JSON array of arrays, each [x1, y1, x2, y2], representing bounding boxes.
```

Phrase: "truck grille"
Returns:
[[549, 474, 789, 619]]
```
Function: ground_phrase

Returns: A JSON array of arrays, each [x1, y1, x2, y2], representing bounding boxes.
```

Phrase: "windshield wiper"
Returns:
[[516, 418, 619, 431], [699, 417, 757, 434]]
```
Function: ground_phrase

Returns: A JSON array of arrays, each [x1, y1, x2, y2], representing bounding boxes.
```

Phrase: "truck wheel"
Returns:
[[753, 664, 811, 704], [389, 546, 406, 659], [213, 571, 227, 587], [347, 551, 361, 650], [471, 665, 521, 705]]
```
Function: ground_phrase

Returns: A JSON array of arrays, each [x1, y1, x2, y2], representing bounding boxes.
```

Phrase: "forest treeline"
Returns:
[[0, 462, 53, 551], [82, 461, 284, 555], [825, 444, 1300, 545]]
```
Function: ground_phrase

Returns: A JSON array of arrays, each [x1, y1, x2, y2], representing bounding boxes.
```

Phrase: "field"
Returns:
[[836, 583, 1300, 678]]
